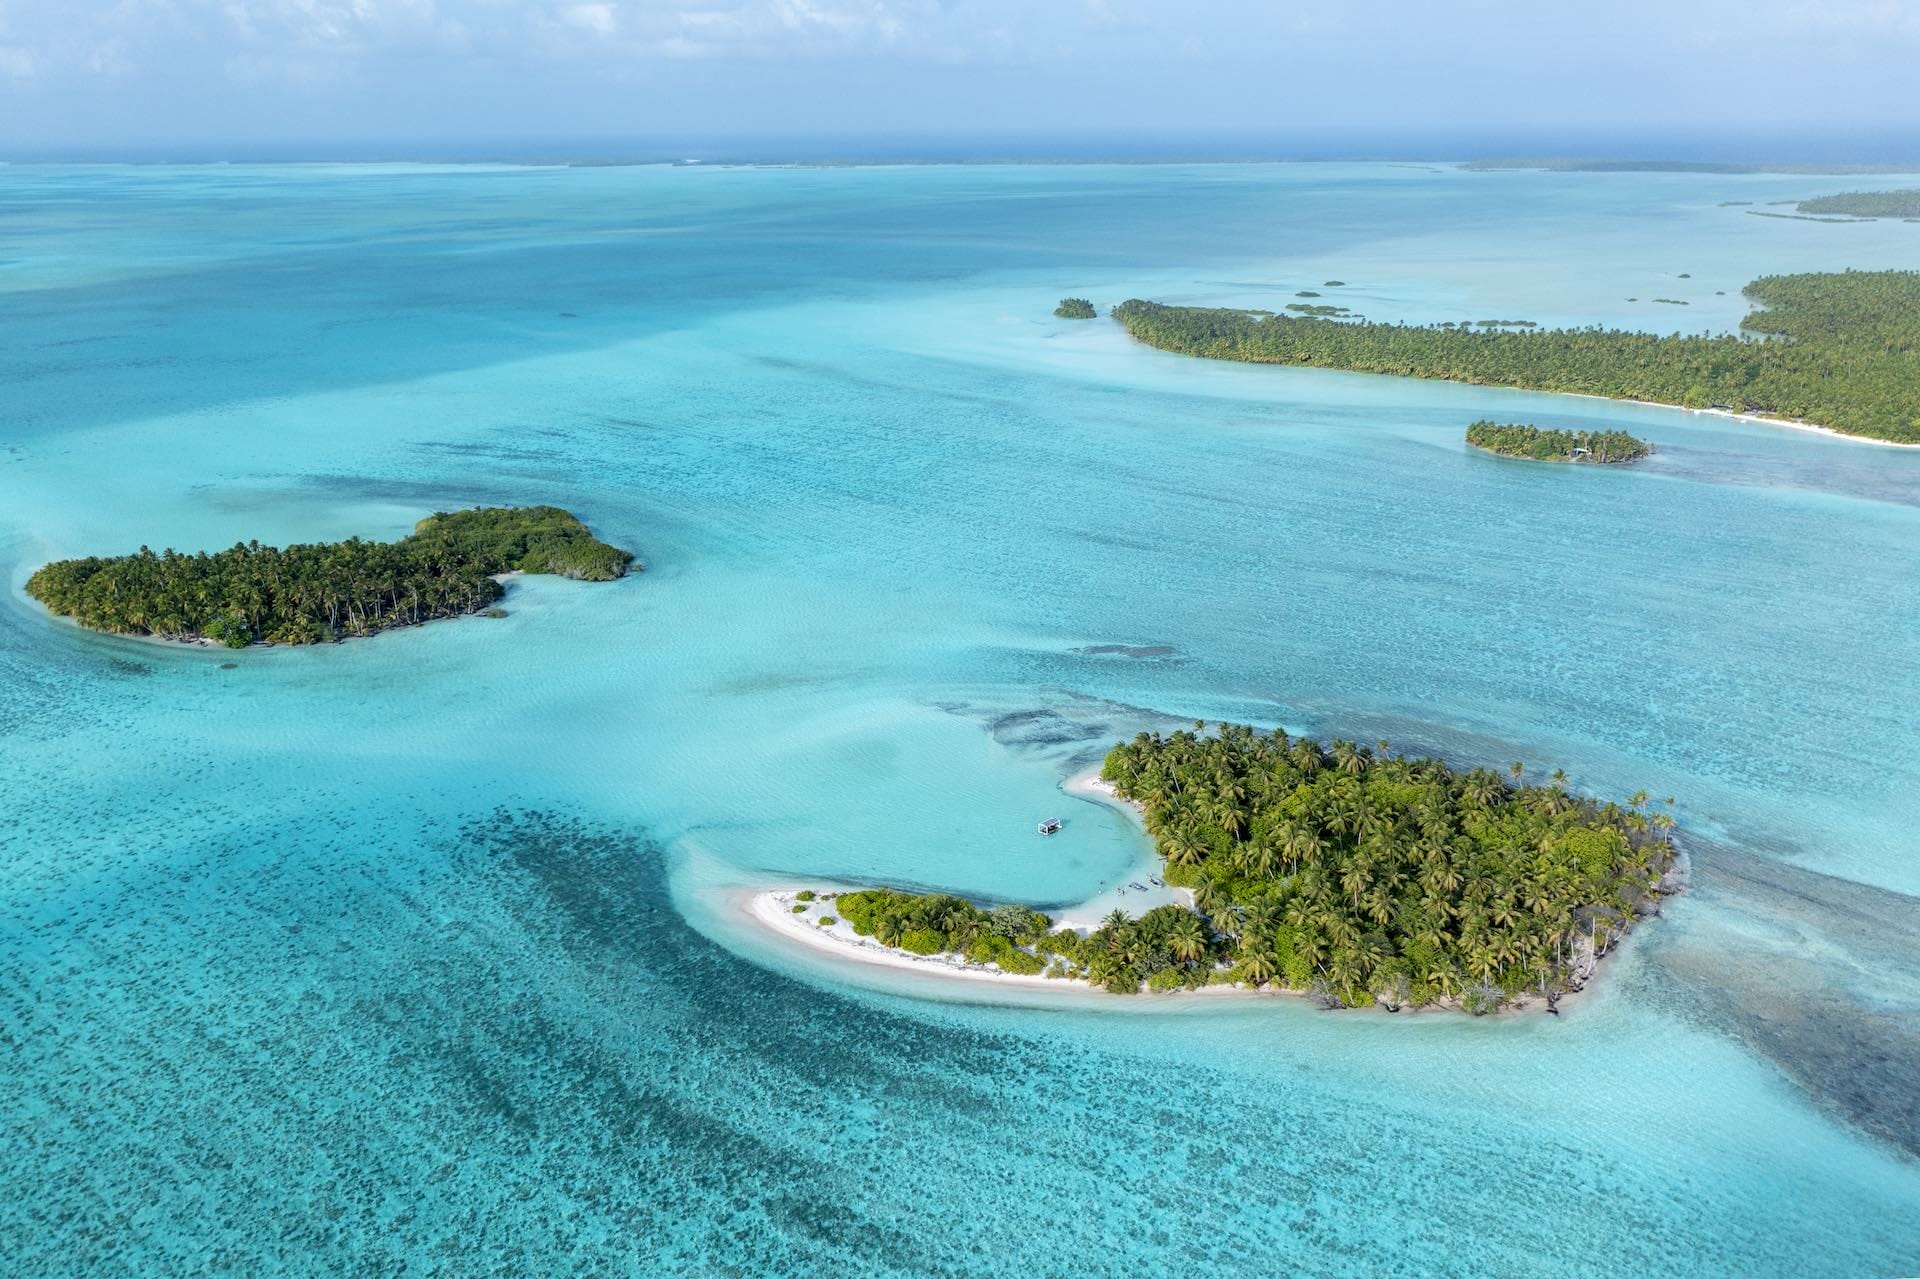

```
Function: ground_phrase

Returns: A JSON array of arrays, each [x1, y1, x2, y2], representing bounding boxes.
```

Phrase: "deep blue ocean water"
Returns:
[[3, 161, 1918, 1276]]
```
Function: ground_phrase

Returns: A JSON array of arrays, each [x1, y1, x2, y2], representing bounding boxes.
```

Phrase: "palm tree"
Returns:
[[1242, 897, 1282, 939], [1282, 827, 1320, 874], [1236, 839, 1279, 879], [1191, 876, 1222, 913], [1242, 948, 1279, 986], [1411, 913, 1448, 954], [1327, 947, 1362, 994], [1462, 771, 1505, 811], [1163, 834, 1204, 869], [1168, 915, 1208, 963], [1210, 902, 1244, 941], [1283, 896, 1316, 933], [1323, 911, 1360, 952], [1339, 860, 1372, 909]]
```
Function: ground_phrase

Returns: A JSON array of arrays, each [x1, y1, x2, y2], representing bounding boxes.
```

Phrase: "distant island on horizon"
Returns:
[[1110, 271, 1920, 445], [1796, 189, 1920, 219]]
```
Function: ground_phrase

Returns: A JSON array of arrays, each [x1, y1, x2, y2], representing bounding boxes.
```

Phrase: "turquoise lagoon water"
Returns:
[[3, 162, 1919, 1275]]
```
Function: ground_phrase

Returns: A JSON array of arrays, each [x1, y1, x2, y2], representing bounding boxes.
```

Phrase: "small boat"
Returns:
[[1128, 881, 1147, 892], [1036, 818, 1062, 835]]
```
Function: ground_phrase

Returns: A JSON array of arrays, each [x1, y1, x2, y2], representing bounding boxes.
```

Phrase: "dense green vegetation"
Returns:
[[1111, 270, 1920, 443], [835, 892, 1054, 975], [26, 506, 634, 648], [1466, 422, 1650, 463], [833, 725, 1676, 1011], [1797, 190, 1920, 218], [1054, 297, 1097, 319]]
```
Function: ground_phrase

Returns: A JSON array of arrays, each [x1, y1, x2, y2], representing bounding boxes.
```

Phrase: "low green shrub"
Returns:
[[997, 948, 1046, 976], [1146, 967, 1187, 993], [898, 928, 947, 956]]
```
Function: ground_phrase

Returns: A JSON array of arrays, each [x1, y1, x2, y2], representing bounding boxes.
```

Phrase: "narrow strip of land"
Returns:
[[1111, 271, 1920, 445]]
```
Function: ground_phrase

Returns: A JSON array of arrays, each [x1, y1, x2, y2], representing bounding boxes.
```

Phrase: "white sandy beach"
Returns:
[[742, 888, 1070, 990], [1558, 391, 1920, 449]]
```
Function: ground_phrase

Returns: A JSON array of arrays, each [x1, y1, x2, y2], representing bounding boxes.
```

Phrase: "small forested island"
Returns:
[[1797, 189, 1920, 218], [1466, 421, 1650, 463], [1054, 297, 1097, 319], [25, 506, 634, 648], [807, 726, 1677, 1012], [1110, 270, 1920, 443]]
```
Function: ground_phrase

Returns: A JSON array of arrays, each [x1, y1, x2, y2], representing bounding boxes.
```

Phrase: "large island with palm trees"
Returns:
[[1111, 270, 1920, 445], [764, 725, 1677, 1014]]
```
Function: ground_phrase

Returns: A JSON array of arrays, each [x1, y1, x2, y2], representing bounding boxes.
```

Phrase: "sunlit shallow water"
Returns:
[[2, 161, 1918, 1276]]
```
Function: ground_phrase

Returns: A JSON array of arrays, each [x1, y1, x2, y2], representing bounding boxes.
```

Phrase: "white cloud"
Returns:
[[560, 3, 616, 37], [0, 0, 1915, 141]]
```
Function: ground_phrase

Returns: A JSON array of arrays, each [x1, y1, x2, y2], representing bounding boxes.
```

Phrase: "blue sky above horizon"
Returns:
[[1, 0, 1918, 156]]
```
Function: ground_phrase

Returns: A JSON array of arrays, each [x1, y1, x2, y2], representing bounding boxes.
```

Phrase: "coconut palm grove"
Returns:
[[839, 725, 1677, 1010], [24, 506, 633, 648]]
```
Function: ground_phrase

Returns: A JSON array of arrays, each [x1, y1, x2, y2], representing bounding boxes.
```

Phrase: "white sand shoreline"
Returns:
[[737, 885, 1595, 1014], [1555, 390, 1920, 450]]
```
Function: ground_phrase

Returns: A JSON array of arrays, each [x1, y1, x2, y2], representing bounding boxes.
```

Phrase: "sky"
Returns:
[[1, 0, 1918, 157]]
